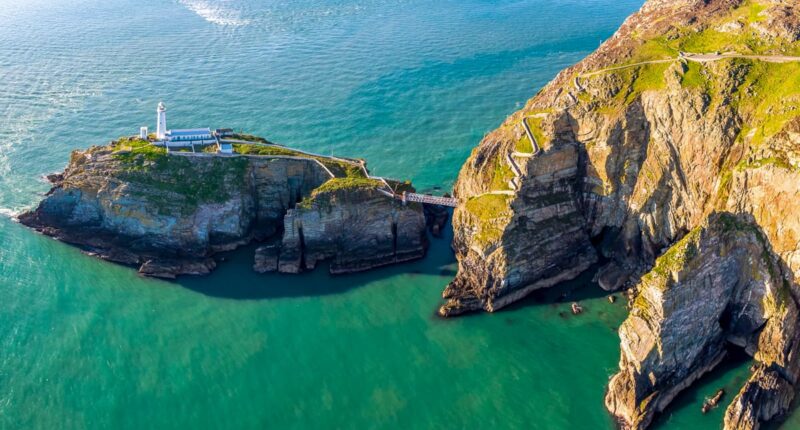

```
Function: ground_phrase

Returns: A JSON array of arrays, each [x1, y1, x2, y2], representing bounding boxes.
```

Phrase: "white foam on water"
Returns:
[[0, 207, 21, 219], [178, 0, 251, 26]]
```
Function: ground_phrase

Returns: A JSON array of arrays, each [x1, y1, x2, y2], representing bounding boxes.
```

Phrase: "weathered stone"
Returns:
[[253, 243, 280, 273], [443, 0, 800, 428], [279, 187, 427, 274], [20, 144, 429, 278]]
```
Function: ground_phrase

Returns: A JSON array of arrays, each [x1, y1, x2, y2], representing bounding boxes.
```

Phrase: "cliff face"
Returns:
[[20, 142, 428, 277], [605, 213, 800, 430], [445, 0, 800, 316], [273, 182, 427, 274], [443, 0, 800, 428]]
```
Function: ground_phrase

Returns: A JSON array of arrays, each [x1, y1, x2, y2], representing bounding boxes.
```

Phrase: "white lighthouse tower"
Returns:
[[156, 102, 167, 140]]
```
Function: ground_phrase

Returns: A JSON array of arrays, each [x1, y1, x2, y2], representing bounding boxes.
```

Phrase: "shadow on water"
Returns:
[[174, 222, 457, 301], [497, 263, 614, 312], [650, 346, 752, 430]]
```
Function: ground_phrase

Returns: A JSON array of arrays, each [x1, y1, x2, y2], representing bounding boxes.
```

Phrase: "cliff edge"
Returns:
[[443, 0, 800, 428], [20, 137, 428, 278]]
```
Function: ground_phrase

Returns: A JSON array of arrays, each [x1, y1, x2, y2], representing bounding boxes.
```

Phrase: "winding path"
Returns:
[[579, 52, 800, 79]]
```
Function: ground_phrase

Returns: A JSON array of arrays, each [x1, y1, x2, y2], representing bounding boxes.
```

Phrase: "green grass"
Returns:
[[628, 36, 678, 63], [112, 137, 167, 165], [321, 160, 367, 179], [747, 2, 767, 23], [297, 177, 384, 210], [524, 117, 548, 150], [232, 143, 366, 178], [464, 194, 513, 247], [515, 135, 533, 153], [120, 154, 249, 215], [628, 63, 671, 101], [736, 156, 796, 171], [680, 62, 708, 88], [233, 143, 299, 156], [489, 155, 514, 191], [733, 61, 800, 144], [310, 177, 382, 195], [228, 133, 271, 144]]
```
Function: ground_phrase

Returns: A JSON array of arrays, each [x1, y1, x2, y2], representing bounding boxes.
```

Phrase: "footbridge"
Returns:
[[401, 192, 459, 207]]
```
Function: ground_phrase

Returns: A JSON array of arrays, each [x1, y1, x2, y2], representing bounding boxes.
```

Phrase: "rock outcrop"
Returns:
[[274, 183, 427, 274], [20, 141, 428, 278], [441, 0, 800, 427], [605, 213, 800, 430]]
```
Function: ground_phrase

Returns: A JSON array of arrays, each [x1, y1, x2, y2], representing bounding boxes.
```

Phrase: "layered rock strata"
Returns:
[[441, 0, 800, 427], [21, 143, 428, 277], [605, 213, 800, 430], [270, 185, 427, 274]]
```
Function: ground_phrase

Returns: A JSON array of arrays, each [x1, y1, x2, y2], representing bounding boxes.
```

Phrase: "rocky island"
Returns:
[[20, 134, 431, 278], [440, 0, 800, 428]]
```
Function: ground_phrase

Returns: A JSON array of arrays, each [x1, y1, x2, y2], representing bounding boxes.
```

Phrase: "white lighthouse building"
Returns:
[[156, 102, 167, 140], [148, 102, 216, 148]]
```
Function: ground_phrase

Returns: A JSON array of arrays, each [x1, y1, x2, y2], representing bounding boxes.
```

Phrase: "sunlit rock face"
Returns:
[[443, 0, 800, 427]]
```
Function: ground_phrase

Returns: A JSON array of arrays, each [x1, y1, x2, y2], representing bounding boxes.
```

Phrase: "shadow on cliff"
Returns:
[[631, 213, 800, 429], [502, 262, 613, 311], [173, 224, 457, 300], [649, 345, 752, 430]]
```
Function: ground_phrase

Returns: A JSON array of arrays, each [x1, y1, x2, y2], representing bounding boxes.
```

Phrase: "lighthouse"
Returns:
[[156, 102, 167, 140]]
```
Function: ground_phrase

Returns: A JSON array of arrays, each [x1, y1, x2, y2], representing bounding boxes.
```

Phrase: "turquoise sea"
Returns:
[[1, 0, 796, 428]]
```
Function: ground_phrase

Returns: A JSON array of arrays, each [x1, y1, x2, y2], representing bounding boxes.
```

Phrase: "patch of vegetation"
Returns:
[[112, 137, 167, 165], [322, 161, 367, 179], [464, 194, 513, 247], [715, 168, 734, 205], [515, 134, 533, 153], [628, 63, 671, 102], [232, 143, 367, 178], [525, 117, 549, 150], [228, 133, 271, 144], [120, 154, 249, 215], [680, 61, 709, 88], [489, 153, 515, 191], [736, 156, 795, 171], [296, 177, 384, 210], [628, 36, 678, 63], [233, 143, 299, 157], [310, 177, 382, 195], [645, 227, 703, 285], [732, 61, 800, 145]]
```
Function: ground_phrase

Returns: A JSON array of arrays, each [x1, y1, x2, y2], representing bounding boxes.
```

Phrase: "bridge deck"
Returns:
[[402, 192, 459, 208]]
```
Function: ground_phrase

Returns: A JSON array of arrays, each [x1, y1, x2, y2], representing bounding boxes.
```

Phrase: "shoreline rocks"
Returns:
[[20, 142, 431, 278], [605, 213, 800, 430], [439, 0, 800, 428]]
